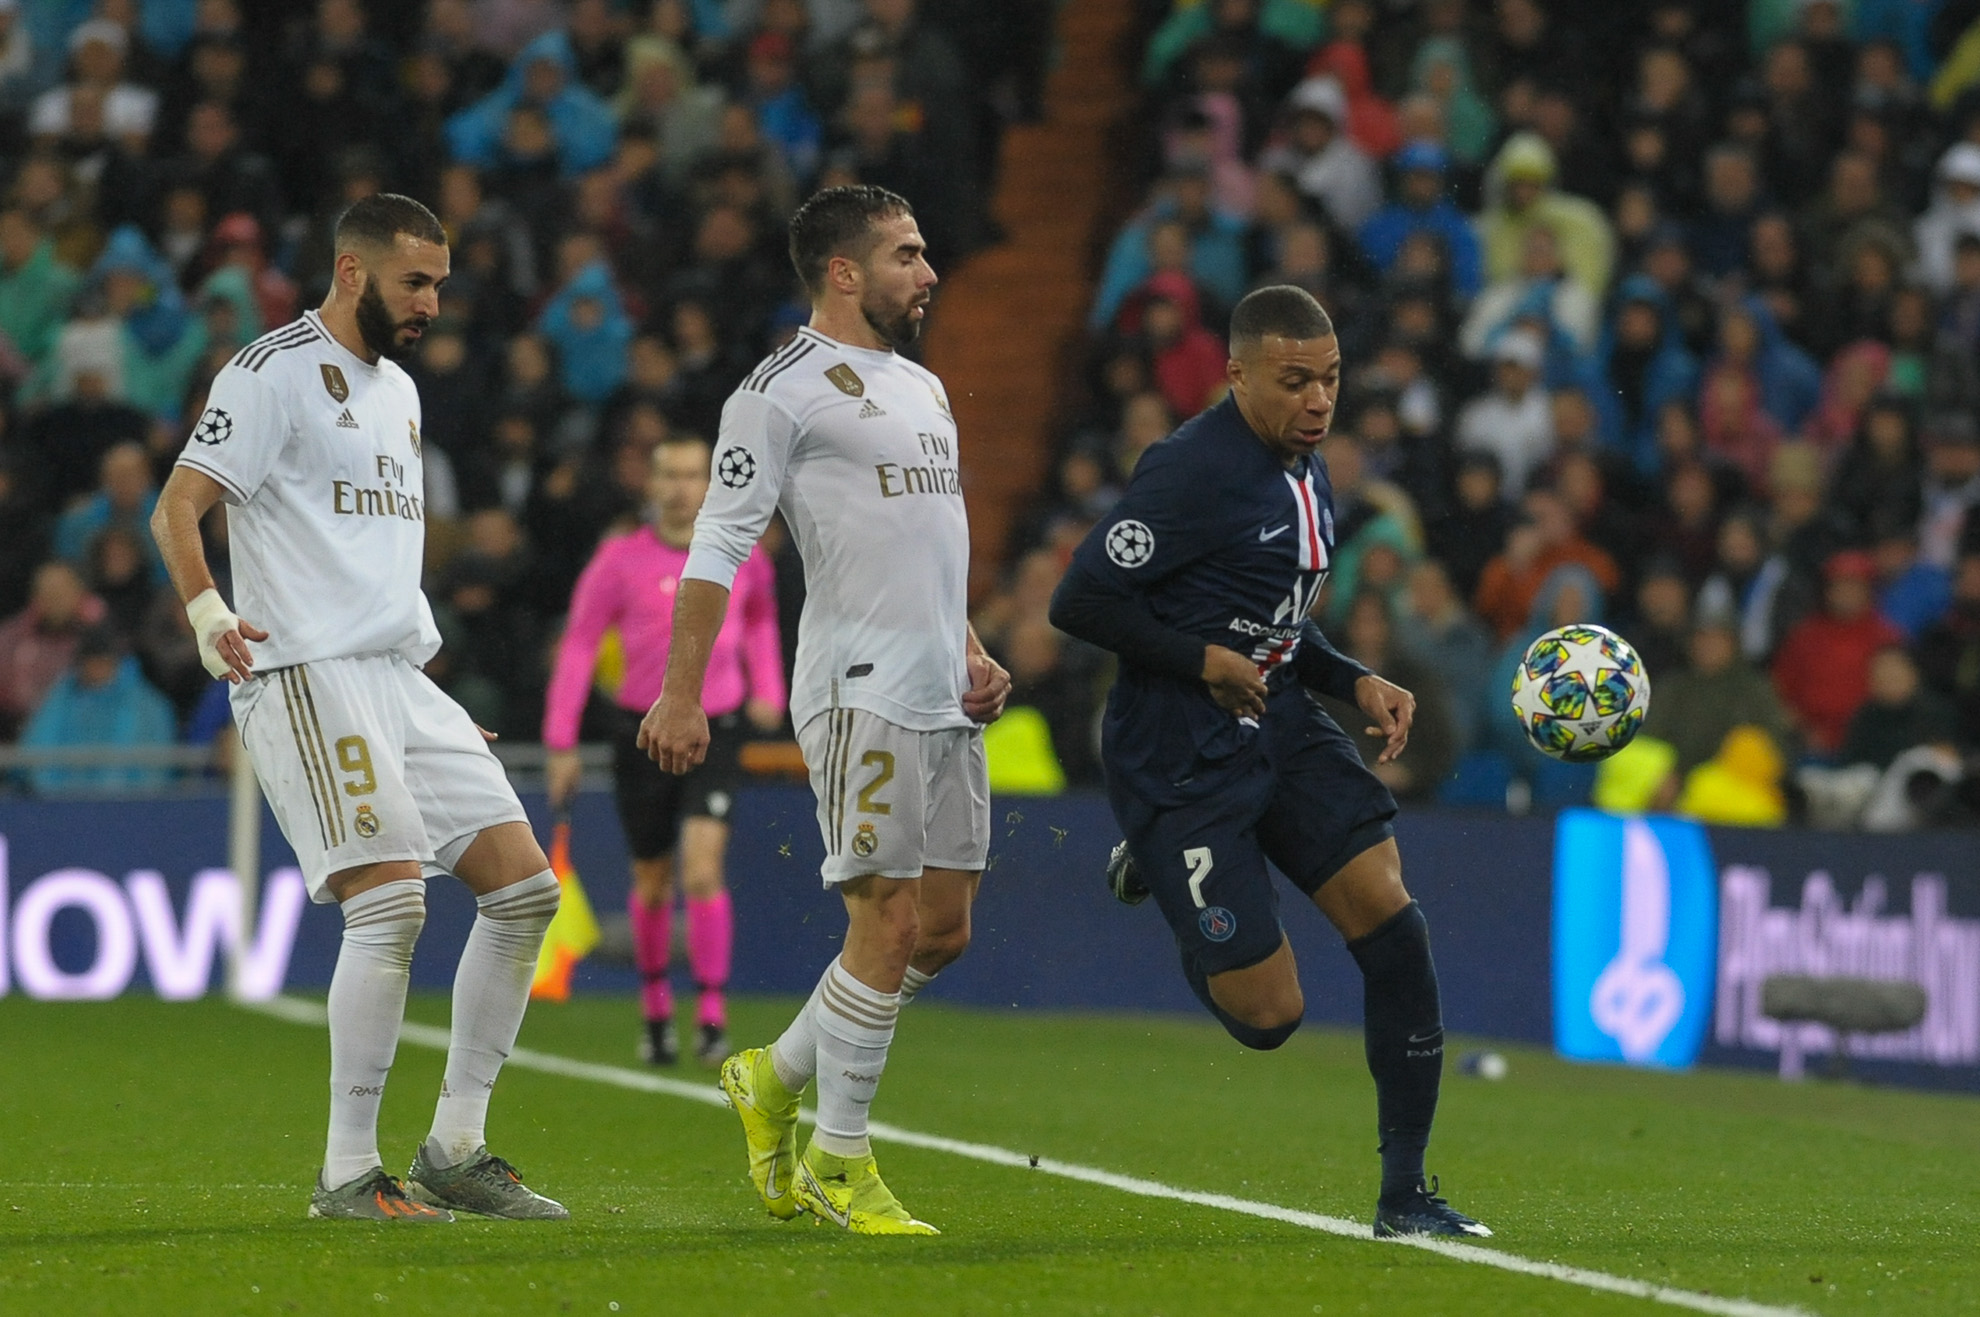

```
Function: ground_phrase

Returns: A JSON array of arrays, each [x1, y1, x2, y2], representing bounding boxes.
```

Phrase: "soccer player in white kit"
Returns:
[[149, 195, 567, 1223], [641, 186, 1010, 1235]]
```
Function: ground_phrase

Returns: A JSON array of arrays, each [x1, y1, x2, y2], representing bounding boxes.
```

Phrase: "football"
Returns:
[[1510, 624, 1651, 763]]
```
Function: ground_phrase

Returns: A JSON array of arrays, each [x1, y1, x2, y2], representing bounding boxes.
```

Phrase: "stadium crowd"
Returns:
[[4, 0, 1980, 832], [972, 0, 1980, 831], [0, 0, 1044, 790]]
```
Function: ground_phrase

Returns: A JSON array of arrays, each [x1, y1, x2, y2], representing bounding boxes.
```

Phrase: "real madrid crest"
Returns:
[[354, 803, 381, 838], [826, 363, 865, 397], [852, 822, 879, 858], [928, 383, 952, 422], [321, 363, 349, 403], [408, 419, 422, 458]]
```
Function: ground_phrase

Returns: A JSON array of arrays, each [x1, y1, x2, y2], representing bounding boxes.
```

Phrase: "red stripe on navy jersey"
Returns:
[[1292, 474, 1322, 570]]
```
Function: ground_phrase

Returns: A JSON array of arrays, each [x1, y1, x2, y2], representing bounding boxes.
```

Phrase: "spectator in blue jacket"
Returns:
[[536, 258, 632, 406], [1089, 162, 1248, 331], [742, 30, 821, 184], [446, 30, 618, 179], [1358, 139, 1482, 300], [53, 441, 164, 584], [1595, 274, 1702, 475], [20, 624, 175, 795], [1713, 294, 1823, 435]]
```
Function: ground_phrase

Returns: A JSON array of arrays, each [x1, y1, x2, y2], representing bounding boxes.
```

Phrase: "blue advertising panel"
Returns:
[[1552, 809, 1718, 1068], [12, 788, 1973, 1093], [0, 790, 1557, 1046]]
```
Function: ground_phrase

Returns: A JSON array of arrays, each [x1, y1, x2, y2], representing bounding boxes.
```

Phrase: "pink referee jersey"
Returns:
[[542, 527, 786, 751]]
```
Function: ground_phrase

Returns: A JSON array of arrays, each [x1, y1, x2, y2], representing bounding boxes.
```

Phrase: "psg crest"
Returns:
[[1198, 906, 1236, 942]]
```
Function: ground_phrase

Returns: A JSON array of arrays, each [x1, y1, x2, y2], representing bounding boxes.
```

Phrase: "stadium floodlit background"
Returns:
[[1, 1, 1978, 1314]]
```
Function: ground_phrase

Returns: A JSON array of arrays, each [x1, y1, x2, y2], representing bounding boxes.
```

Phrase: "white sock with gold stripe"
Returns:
[[427, 870, 561, 1168], [323, 879, 426, 1188], [809, 958, 901, 1159]]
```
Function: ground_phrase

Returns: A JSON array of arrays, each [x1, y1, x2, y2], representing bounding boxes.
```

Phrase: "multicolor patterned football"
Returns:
[[1510, 624, 1651, 763]]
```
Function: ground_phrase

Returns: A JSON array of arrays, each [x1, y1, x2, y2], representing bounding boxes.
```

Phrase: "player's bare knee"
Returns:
[[631, 859, 673, 906], [1237, 992, 1304, 1033], [914, 921, 970, 970], [681, 864, 724, 901], [1235, 1013, 1303, 1050]]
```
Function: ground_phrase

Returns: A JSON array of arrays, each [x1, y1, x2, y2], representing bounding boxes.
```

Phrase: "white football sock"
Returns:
[[810, 958, 901, 1159], [768, 968, 827, 1094], [899, 966, 935, 1004], [426, 871, 560, 1168], [323, 879, 425, 1188]]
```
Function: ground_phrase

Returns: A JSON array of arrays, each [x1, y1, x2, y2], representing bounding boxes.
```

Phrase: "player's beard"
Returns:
[[355, 278, 428, 362], [861, 287, 927, 350]]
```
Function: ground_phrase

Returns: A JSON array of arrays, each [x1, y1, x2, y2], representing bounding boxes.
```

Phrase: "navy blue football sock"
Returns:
[[1347, 901, 1443, 1199], [1178, 944, 1300, 1051]]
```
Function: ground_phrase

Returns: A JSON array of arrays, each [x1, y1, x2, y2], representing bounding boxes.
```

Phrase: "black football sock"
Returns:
[[1347, 901, 1443, 1199]]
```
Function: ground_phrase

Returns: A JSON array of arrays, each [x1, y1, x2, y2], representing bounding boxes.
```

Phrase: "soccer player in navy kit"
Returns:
[[1049, 285, 1489, 1239]]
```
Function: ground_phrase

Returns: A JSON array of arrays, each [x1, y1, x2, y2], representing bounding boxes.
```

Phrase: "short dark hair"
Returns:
[[1229, 285, 1334, 353], [335, 193, 447, 254], [788, 185, 914, 295]]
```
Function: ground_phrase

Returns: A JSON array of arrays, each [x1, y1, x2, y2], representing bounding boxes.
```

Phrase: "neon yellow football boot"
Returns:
[[792, 1141, 940, 1236], [718, 1048, 801, 1220]]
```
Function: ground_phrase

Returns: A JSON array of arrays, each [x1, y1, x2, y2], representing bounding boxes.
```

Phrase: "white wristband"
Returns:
[[186, 587, 243, 679]]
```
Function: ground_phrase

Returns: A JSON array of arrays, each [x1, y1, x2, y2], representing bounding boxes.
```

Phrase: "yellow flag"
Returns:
[[531, 817, 602, 1001]]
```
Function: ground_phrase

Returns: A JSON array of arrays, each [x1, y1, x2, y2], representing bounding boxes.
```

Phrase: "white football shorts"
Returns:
[[233, 651, 529, 902], [796, 707, 990, 886]]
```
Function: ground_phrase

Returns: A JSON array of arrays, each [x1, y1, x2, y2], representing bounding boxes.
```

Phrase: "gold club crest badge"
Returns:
[[852, 822, 879, 858], [408, 420, 422, 458], [826, 363, 865, 397], [354, 804, 381, 838], [321, 363, 349, 403]]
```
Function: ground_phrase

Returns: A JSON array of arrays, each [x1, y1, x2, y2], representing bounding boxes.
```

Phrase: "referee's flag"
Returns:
[[531, 814, 601, 1000]]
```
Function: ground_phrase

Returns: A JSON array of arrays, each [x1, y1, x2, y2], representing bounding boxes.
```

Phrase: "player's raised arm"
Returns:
[[641, 388, 797, 772]]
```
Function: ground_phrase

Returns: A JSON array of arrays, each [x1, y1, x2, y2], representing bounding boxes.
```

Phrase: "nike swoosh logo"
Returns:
[[1258, 524, 1291, 542], [800, 1163, 849, 1227], [763, 1149, 785, 1199], [1407, 1029, 1443, 1044]]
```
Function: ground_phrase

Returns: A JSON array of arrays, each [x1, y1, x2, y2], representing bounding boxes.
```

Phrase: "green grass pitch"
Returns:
[[1, 993, 1973, 1316]]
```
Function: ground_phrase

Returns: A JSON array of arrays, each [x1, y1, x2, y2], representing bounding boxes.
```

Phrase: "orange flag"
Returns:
[[531, 815, 602, 1001]]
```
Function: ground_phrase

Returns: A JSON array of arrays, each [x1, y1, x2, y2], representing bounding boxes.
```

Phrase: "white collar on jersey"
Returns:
[[305, 309, 387, 374], [794, 324, 901, 362]]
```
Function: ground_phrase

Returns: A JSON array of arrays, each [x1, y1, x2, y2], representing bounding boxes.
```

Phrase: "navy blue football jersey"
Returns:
[[1051, 395, 1371, 802]]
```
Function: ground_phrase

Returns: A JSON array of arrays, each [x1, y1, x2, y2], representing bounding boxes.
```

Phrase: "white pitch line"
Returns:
[[243, 996, 1811, 1317]]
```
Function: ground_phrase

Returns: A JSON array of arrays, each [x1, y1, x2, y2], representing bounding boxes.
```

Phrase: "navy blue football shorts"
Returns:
[[1107, 695, 1398, 977]]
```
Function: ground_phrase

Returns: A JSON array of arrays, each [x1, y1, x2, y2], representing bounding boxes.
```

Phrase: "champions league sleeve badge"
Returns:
[[1104, 519, 1155, 569], [718, 446, 757, 488], [192, 407, 233, 445]]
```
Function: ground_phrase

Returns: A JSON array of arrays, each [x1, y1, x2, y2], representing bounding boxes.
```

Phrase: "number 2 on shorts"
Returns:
[[856, 750, 895, 815], [1184, 846, 1214, 909]]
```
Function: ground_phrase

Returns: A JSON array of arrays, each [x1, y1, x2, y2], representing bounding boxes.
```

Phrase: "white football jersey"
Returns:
[[176, 311, 441, 672], [684, 326, 971, 733]]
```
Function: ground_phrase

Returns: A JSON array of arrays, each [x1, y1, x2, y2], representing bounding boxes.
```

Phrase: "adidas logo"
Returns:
[[857, 398, 886, 419], [334, 408, 360, 429]]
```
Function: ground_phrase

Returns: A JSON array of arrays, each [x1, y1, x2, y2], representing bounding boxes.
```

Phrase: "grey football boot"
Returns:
[[406, 1141, 570, 1220], [308, 1167, 454, 1222]]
